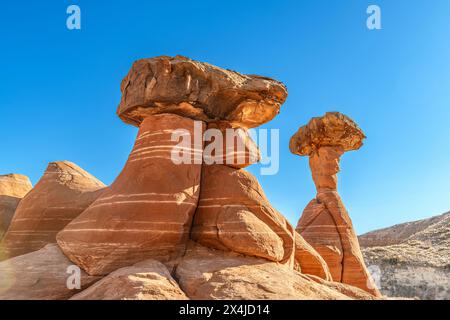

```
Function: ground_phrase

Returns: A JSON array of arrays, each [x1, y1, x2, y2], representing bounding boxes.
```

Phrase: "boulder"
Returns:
[[191, 165, 295, 265], [174, 244, 376, 300], [0, 244, 100, 300], [0, 162, 105, 260], [70, 259, 188, 300], [117, 55, 287, 128], [0, 174, 32, 241], [57, 113, 204, 275]]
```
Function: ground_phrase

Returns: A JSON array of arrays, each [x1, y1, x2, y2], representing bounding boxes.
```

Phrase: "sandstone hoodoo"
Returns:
[[57, 114, 204, 275], [0, 162, 105, 260], [0, 56, 385, 300], [57, 56, 301, 277], [290, 112, 381, 297], [0, 174, 32, 241]]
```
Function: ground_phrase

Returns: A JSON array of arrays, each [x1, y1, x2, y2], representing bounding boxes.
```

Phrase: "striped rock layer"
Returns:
[[296, 146, 381, 297], [298, 191, 380, 296], [0, 174, 33, 241], [57, 113, 204, 275], [191, 164, 295, 265], [0, 162, 105, 260], [203, 121, 260, 169], [294, 231, 332, 281]]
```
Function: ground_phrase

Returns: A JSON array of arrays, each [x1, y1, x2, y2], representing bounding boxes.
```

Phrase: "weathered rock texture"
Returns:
[[57, 113, 204, 275], [174, 244, 376, 300], [117, 55, 288, 128], [0, 174, 32, 241], [291, 112, 380, 297], [0, 162, 105, 260], [70, 259, 188, 300], [360, 212, 450, 300], [0, 244, 100, 300], [191, 164, 295, 265], [294, 231, 332, 281]]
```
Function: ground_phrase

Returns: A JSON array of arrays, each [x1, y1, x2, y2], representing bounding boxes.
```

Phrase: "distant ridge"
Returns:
[[359, 211, 449, 247], [359, 211, 450, 300]]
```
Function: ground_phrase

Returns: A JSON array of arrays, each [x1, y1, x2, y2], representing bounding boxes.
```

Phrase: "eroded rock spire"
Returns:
[[290, 112, 381, 296]]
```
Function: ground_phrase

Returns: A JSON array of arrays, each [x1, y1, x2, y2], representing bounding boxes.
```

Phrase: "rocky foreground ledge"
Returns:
[[0, 56, 381, 300]]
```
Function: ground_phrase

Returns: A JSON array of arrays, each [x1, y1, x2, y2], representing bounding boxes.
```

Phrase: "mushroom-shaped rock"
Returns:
[[0, 162, 105, 260], [289, 112, 366, 157], [290, 112, 381, 297], [290, 112, 366, 190], [117, 55, 287, 129], [0, 174, 33, 240]]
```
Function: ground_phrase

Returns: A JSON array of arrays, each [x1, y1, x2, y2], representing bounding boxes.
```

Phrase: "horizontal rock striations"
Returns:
[[0, 174, 32, 241], [57, 113, 204, 275], [0, 162, 105, 260]]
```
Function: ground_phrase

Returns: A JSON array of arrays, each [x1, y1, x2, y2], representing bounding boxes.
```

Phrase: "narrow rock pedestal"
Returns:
[[290, 112, 381, 297]]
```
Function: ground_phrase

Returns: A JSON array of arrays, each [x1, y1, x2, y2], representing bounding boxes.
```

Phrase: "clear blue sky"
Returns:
[[1, 1, 449, 234]]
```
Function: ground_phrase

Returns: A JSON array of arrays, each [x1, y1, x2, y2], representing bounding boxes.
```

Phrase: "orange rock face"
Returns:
[[0, 174, 32, 241], [70, 259, 188, 300], [175, 243, 377, 300], [291, 112, 381, 297], [191, 165, 295, 265], [294, 231, 332, 281], [57, 113, 204, 275], [203, 121, 260, 168], [0, 244, 101, 300], [0, 162, 105, 260], [298, 198, 344, 281]]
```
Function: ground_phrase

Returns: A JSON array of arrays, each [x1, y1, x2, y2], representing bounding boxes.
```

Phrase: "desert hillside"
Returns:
[[359, 212, 450, 300]]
